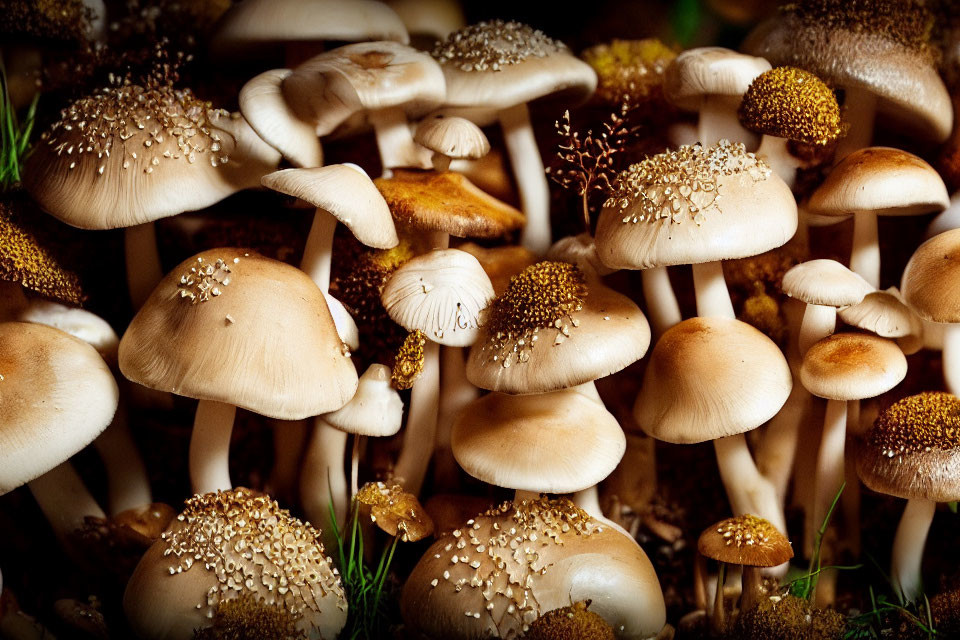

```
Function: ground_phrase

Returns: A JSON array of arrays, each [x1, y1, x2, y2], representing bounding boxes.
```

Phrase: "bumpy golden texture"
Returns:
[[869, 392, 960, 456], [431, 20, 565, 72], [526, 601, 615, 640], [581, 39, 676, 105], [193, 594, 305, 640], [733, 594, 846, 639], [738, 67, 842, 144], [392, 329, 426, 390], [716, 515, 780, 549], [0, 200, 84, 304], [0, 0, 92, 41], [355, 481, 434, 541], [699, 514, 793, 567]]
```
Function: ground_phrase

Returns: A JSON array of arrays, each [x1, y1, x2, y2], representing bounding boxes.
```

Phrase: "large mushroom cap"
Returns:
[[800, 333, 907, 401], [901, 228, 960, 324], [664, 47, 771, 111], [118, 248, 357, 420], [635, 317, 792, 444], [857, 392, 960, 502], [738, 66, 842, 145], [595, 140, 796, 270], [451, 388, 626, 494], [698, 514, 793, 567], [782, 259, 873, 307], [0, 321, 119, 494]]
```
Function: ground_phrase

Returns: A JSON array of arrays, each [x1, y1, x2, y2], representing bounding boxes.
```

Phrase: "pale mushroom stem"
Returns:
[[434, 345, 478, 489], [698, 95, 752, 146], [301, 417, 349, 542], [500, 102, 551, 255], [799, 304, 837, 355], [942, 324, 960, 395], [268, 419, 308, 502], [302, 208, 338, 292], [741, 566, 764, 612], [850, 211, 880, 288], [351, 435, 362, 498], [92, 398, 152, 514], [694, 553, 709, 611], [892, 497, 936, 603], [842, 399, 862, 557], [642, 266, 683, 336], [27, 461, 106, 544], [691, 261, 735, 319], [189, 399, 237, 495], [572, 486, 603, 520], [368, 106, 427, 176], [756, 136, 799, 189], [756, 382, 811, 504], [394, 340, 441, 495], [0, 280, 28, 321], [813, 399, 847, 537], [711, 562, 727, 633], [835, 87, 877, 162], [125, 222, 165, 309]]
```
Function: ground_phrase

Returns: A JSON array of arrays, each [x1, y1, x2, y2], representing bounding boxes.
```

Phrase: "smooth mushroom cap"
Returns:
[[782, 259, 874, 307], [698, 514, 793, 567], [595, 140, 797, 270], [451, 388, 626, 494], [857, 392, 960, 502], [118, 248, 358, 420], [901, 228, 960, 323], [664, 47, 771, 111], [0, 322, 119, 494], [17, 300, 119, 364], [635, 317, 792, 444], [800, 333, 907, 401], [808, 147, 949, 218], [239, 68, 322, 168], [414, 114, 490, 159], [262, 164, 398, 249], [324, 364, 403, 437], [381, 248, 495, 347], [839, 288, 916, 338], [737, 66, 842, 145]]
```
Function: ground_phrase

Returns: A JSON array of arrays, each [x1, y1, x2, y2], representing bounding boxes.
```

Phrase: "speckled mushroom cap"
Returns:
[[635, 317, 792, 444], [401, 496, 666, 640], [123, 488, 347, 640], [697, 514, 793, 567], [857, 392, 960, 502], [324, 364, 402, 437], [742, 1, 952, 142], [261, 164, 398, 249], [901, 228, 960, 324], [800, 333, 907, 401], [25, 81, 280, 230], [375, 170, 524, 238], [808, 148, 949, 218], [466, 262, 651, 394], [414, 114, 490, 160], [782, 259, 874, 307], [737, 66, 842, 145], [381, 249, 495, 347], [0, 322, 119, 495], [451, 388, 626, 493], [595, 140, 796, 270], [663, 47, 771, 111], [118, 248, 357, 420], [458, 243, 537, 296], [839, 288, 916, 338]]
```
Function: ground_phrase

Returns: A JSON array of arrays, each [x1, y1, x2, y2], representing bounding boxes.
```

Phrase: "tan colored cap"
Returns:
[[737, 66, 842, 145], [0, 322, 119, 494], [698, 514, 793, 567], [467, 262, 650, 394], [635, 317, 792, 444], [238, 68, 322, 168], [414, 114, 490, 160], [800, 333, 907, 401], [324, 364, 402, 437], [119, 248, 358, 420], [18, 300, 119, 364], [451, 388, 626, 493], [808, 147, 949, 218], [355, 481, 434, 542], [595, 140, 796, 270], [401, 496, 665, 640], [664, 47, 771, 111], [457, 242, 537, 296], [381, 248, 495, 347], [782, 259, 873, 307], [901, 228, 960, 323], [376, 169, 525, 238], [839, 288, 916, 338]]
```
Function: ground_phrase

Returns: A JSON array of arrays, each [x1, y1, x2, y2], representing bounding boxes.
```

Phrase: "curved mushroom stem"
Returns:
[[268, 419, 308, 503], [850, 211, 880, 288], [942, 323, 960, 395], [301, 418, 348, 545], [694, 553, 709, 611], [756, 381, 811, 504], [572, 486, 604, 520], [892, 497, 936, 604], [28, 461, 106, 545], [813, 399, 847, 542], [692, 260, 735, 319], [756, 136, 799, 189], [799, 303, 837, 355], [434, 346, 478, 490], [698, 95, 754, 146], [369, 106, 428, 176], [431, 152, 452, 173], [92, 398, 152, 515], [394, 340, 441, 495], [741, 566, 764, 612], [642, 266, 683, 336], [834, 86, 876, 162], [302, 208, 338, 292], [0, 281, 28, 321], [125, 222, 164, 309], [189, 400, 237, 495], [711, 562, 727, 633], [500, 102, 551, 255]]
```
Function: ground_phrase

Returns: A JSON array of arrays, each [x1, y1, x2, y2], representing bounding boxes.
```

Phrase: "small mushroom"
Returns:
[[414, 114, 490, 172], [355, 481, 434, 542]]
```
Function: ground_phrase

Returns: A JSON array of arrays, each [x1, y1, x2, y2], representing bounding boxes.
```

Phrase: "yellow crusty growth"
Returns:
[[0, 0, 92, 41], [193, 593, 305, 640], [392, 329, 426, 390], [738, 67, 842, 145], [431, 20, 565, 72], [581, 39, 676, 106], [869, 391, 960, 456], [526, 601, 615, 640], [715, 514, 780, 548], [355, 481, 433, 542]]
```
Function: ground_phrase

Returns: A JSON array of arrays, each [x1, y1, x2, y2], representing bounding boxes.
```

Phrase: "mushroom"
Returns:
[[413, 114, 490, 172], [547, 233, 617, 279], [840, 287, 921, 353], [354, 480, 434, 542], [386, 0, 464, 50]]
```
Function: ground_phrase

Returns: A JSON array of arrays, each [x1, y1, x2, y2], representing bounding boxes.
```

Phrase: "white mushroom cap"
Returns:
[[782, 259, 874, 307], [839, 288, 917, 339], [414, 114, 490, 160], [17, 299, 119, 363], [239, 68, 322, 168], [325, 364, 403, 437], [664, 47, 771, 111]]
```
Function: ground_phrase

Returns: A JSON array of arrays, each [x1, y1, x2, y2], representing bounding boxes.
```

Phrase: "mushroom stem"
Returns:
[[125, 222, 164, 309], [500, 102, 551, 255], [514, 489, 540, 502], [813, 399, 847, 538], [891, 497, 936, 603], [850, 210, 880, 288], [434, 346, 477, 490], [92, 398, 152, 514], [268, 419, 308, 503], [431, 152, 451, 173], [642, 266, 683, 336], [756, 381, 811, 503], [741, 566, 764, 612], [698, 95, 753, 146], [351, 435, 362, 499], [302, 208, 338, 292], [27, 461, 106, 544], [942, 323, 960, 395], [0, 281, 28, 321], [756, 136, 799, 189], [394, 340, 441, 495], [711, 562, 727, 633], [572, 485, 604, 520], [692, 260, 735, 319], [189, 400, 237, 495], [368, 106, 427, 176], [301, 417, 348, 543], [834, 87, 877, 162], [694, 553, 709, 611], [799, 303, 837, 355]]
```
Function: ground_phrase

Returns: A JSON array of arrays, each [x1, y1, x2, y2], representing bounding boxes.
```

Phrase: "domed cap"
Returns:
[[902, 228, 960, 323], [808, 147, 949, 218], [664, 47, 771, 111], [467, 262, 650, 394], [414, 114, 490, 160], [635, 317, 792, 444], [18, 300, 119, 364], [451, 388, 626, 494], [118, 249, 358, 420], [839, 288, 916, 338], [782, 259, 873, 307], [697, 514, 793, 567], [738, 66, 842, 145], [0, 322, 119, 494], [858, 392, 960, 502], [595, 140, 796, 270], [401, 496, 666, 639], [324, 364, 403, 437], [381, 249, 495, 347], [355, 481, 434, 542], [800, 332, 907, 401], [123, 488, 347, 640]]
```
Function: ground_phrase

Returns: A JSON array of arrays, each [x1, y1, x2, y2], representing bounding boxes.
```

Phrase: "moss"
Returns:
[[526, 601, 615, 640], [732, 594, 845, 639], [581, 39, 677, 107], [193, 593, 305, 640]]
